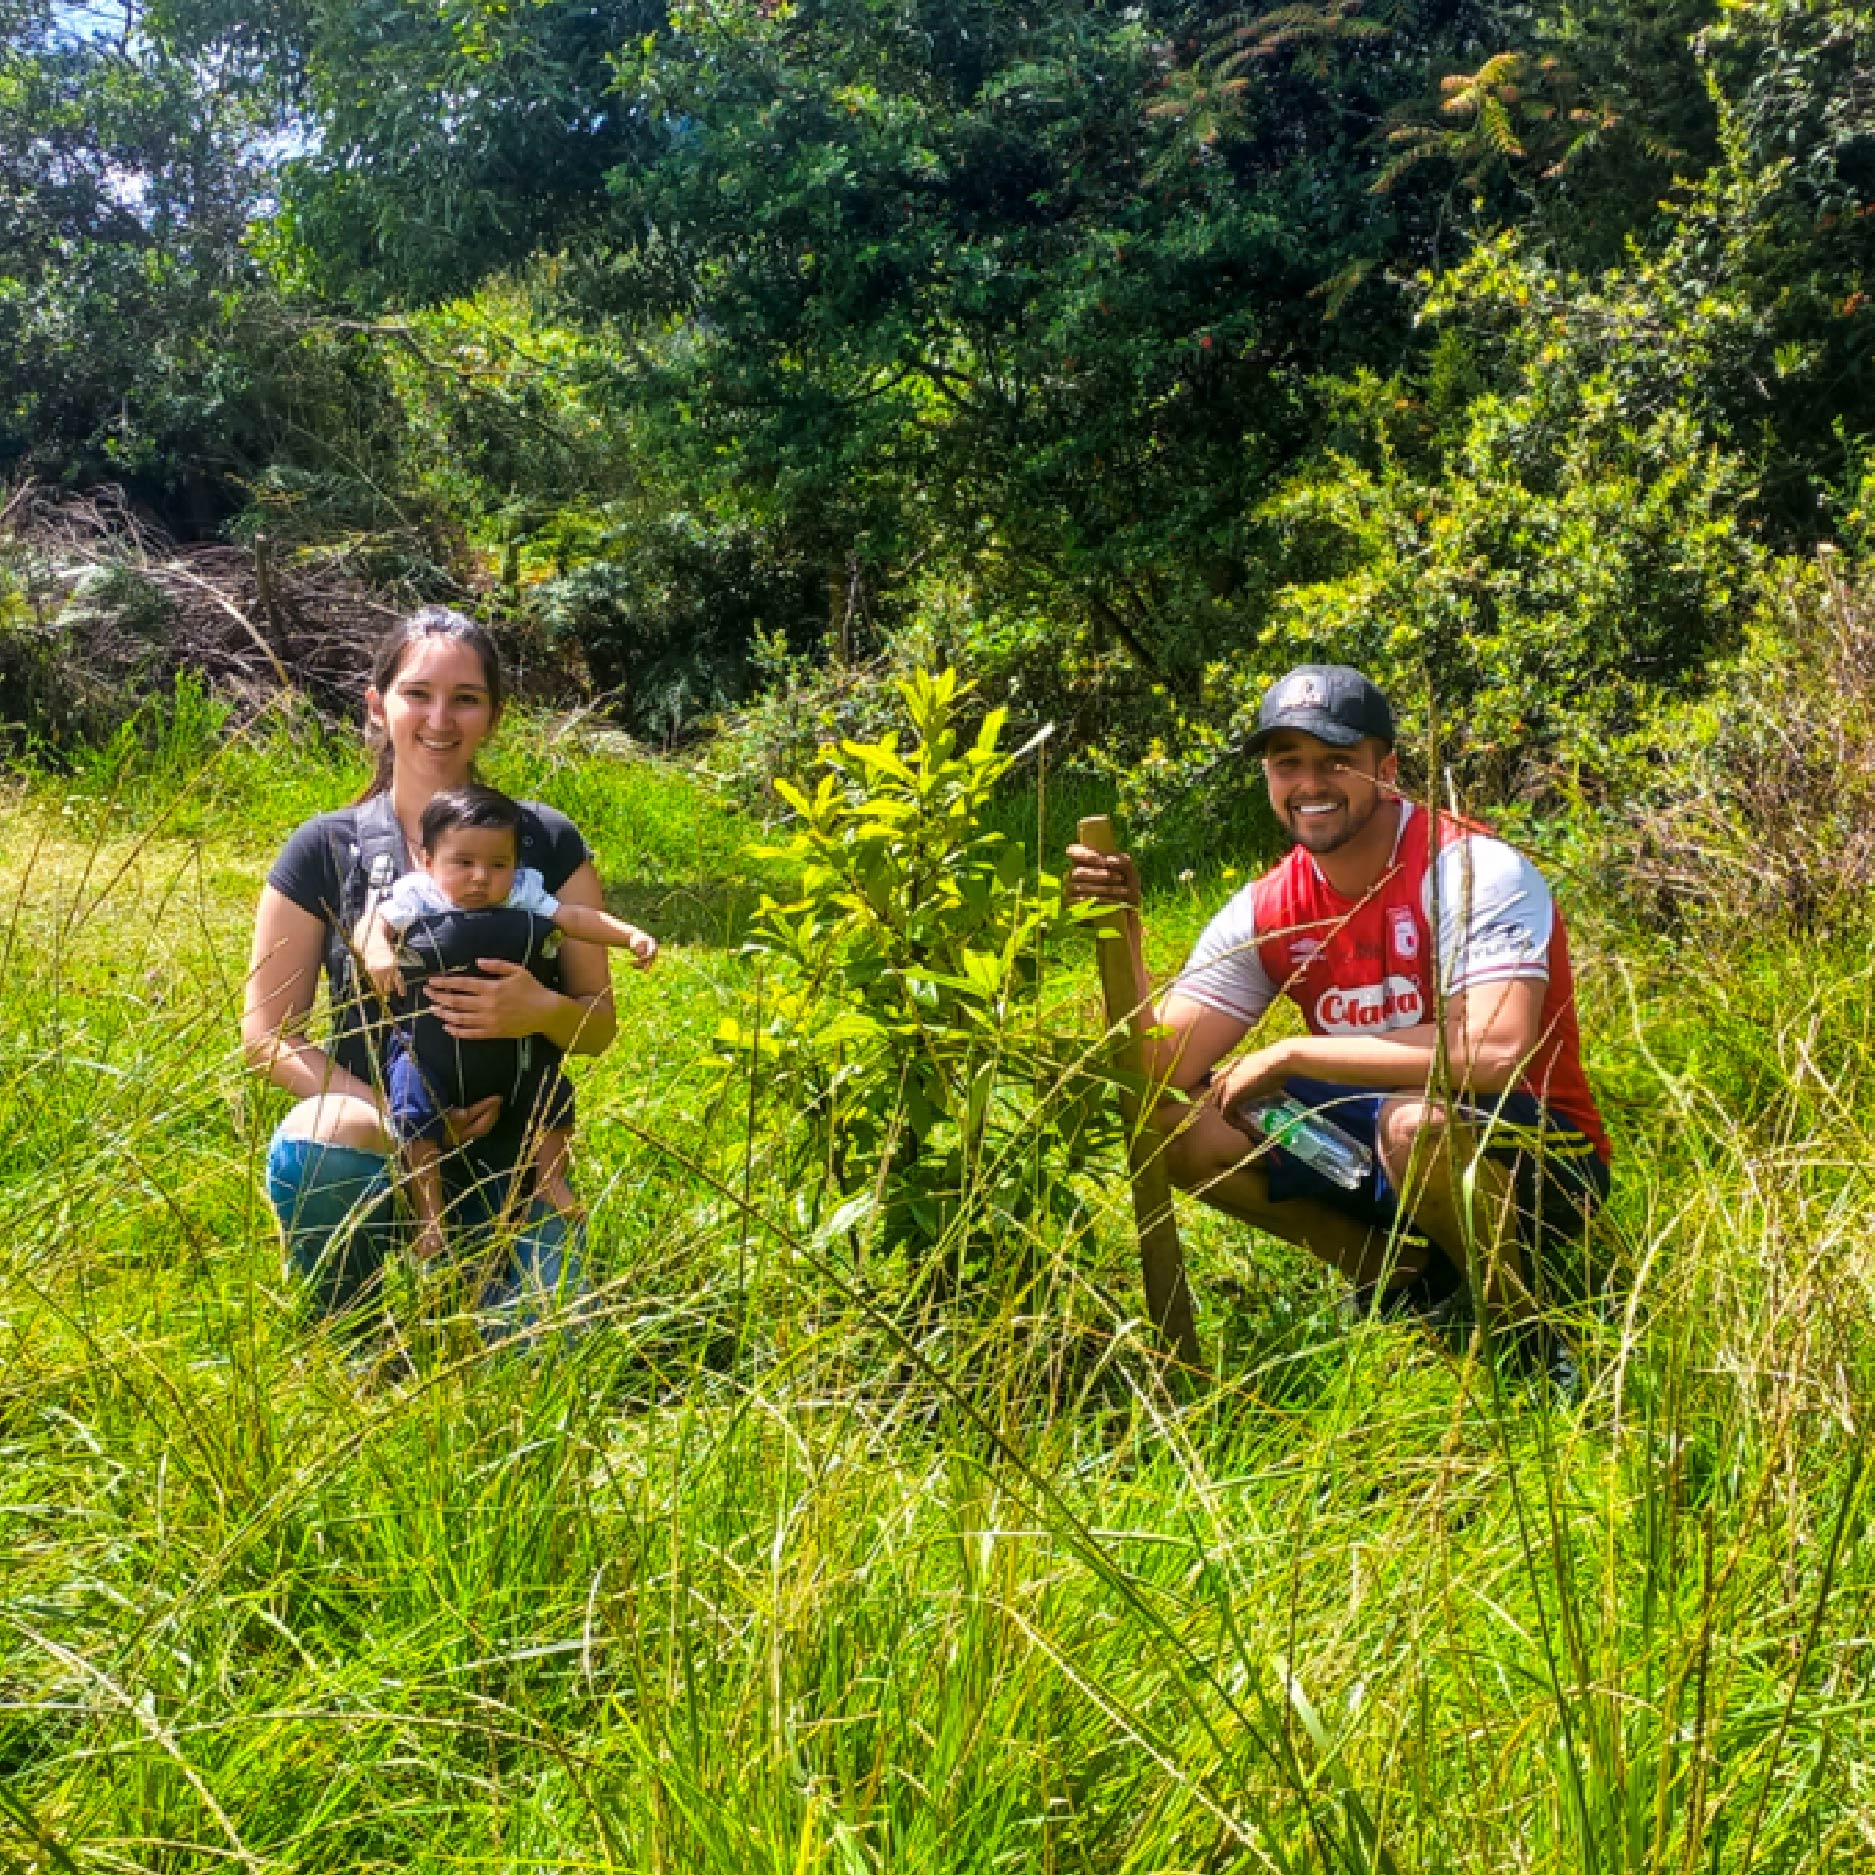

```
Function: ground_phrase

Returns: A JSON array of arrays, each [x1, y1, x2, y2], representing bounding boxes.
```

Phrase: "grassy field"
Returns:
[[3, 697, 1874, 1872]]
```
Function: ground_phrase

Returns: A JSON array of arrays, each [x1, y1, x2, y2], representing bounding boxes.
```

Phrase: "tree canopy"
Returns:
[[7, 0, 1873, 753]]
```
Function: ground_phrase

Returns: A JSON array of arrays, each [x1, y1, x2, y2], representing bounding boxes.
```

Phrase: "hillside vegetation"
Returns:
[[3, 0, 1871, 798], [6, 0, 1875, 1866], [3, 682, 1875, 1868]]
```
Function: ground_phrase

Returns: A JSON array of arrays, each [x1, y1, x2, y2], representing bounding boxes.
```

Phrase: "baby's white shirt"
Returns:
[[378, 867, 560, 930]]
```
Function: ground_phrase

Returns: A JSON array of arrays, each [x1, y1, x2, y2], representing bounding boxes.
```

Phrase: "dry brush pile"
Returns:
[[0, 484, 483, 745]]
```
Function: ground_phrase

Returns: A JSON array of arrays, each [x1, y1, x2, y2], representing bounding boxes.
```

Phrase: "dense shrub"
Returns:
[[1595, 550, 1875, 938], [536, 515, 827, 744], [0, 531, 177, 747], [1099, 172, 1787, 832], [1099, 405, 1761, 841], [1264, 403, 1761, 785], [0, 545, 58, 744], [710, 639, 917, 814]]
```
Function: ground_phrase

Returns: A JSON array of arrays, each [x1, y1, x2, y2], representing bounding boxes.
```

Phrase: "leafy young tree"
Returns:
[[725, 669, 1108, 1280]]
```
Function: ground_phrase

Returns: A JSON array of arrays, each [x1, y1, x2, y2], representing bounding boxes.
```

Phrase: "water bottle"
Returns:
[[1230, 1095, 1373, 1190]]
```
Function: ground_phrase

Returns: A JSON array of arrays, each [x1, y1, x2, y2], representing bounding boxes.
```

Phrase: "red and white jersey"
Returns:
[[1177, 803, 1610, 1161]]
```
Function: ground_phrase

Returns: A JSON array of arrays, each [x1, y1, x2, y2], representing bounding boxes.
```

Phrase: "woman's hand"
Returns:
[[423, 958, 562, 1041]]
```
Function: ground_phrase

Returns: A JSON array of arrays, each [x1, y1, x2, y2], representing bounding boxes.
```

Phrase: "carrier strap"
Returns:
[[320, 793, 412, 1076], [350, 790, 407, 927]]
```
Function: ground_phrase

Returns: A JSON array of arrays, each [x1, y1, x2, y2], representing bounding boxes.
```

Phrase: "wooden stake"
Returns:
[[1077, 815, 1203, 1372], [253, 531, 279, 633]]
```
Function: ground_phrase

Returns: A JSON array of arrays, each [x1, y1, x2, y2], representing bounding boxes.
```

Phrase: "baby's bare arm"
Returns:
[[353, 907, 405, 996], [551, 902, 658, 967]]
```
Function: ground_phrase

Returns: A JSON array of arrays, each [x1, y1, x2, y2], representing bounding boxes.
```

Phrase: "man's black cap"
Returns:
[[1245, 664, 1395, 755]]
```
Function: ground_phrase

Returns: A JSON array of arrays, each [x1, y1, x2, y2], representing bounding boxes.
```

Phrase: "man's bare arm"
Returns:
[[1064, 839, 1252, 1092], [1151, 993, 1254, 1093], [1209, 977, 1548, 1115]]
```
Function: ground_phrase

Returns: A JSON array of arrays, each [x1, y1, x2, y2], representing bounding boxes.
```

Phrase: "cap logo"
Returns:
[[1280, 675, 1326, 710]]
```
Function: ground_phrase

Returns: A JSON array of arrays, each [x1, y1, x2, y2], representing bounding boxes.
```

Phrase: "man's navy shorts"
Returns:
[[1264, 1074, 1611, 1286]]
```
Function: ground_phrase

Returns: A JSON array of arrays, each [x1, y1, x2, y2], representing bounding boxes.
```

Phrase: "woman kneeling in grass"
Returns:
[[241, 605, 622, 1331]]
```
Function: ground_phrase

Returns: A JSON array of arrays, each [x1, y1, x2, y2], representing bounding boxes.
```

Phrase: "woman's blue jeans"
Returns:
[[265, 1125, 585, 1335]]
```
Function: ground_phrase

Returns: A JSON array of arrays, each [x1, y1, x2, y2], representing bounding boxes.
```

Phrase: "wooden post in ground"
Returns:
[[1077, 814, 1203, 1373], [253, 532, 279, 635], [243, 532, 292, 688]]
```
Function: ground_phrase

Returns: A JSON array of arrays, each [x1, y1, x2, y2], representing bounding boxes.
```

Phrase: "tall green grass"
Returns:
[[2, 718, 1873, 1872]]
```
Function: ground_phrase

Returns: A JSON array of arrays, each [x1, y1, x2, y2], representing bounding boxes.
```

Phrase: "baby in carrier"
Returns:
[[354, 783, 658, 1260]]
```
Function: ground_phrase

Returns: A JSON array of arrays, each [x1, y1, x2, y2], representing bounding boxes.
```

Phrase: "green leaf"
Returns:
[[772, 777, 816, 819]]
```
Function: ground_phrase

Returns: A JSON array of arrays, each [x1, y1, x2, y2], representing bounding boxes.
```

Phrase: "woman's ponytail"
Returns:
[[359, 740, 396, 802]]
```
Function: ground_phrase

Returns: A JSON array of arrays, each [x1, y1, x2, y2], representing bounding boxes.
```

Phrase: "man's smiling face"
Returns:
[[1261, 729, 1397, 856]]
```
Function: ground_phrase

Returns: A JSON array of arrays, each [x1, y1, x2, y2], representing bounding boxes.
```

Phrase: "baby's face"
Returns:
[[423, 825, 518, 910]]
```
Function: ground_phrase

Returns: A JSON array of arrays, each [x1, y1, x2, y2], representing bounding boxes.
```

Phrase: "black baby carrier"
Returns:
[[327, 793, 566, 1127], [393, 906, 563, 1121]]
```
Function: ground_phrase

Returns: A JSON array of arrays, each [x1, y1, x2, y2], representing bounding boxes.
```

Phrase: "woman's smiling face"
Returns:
[[366, 634, 498, 790]]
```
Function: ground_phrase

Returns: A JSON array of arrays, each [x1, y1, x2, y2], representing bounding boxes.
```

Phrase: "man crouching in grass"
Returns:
[[1066, 665, 1613, 1381]]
